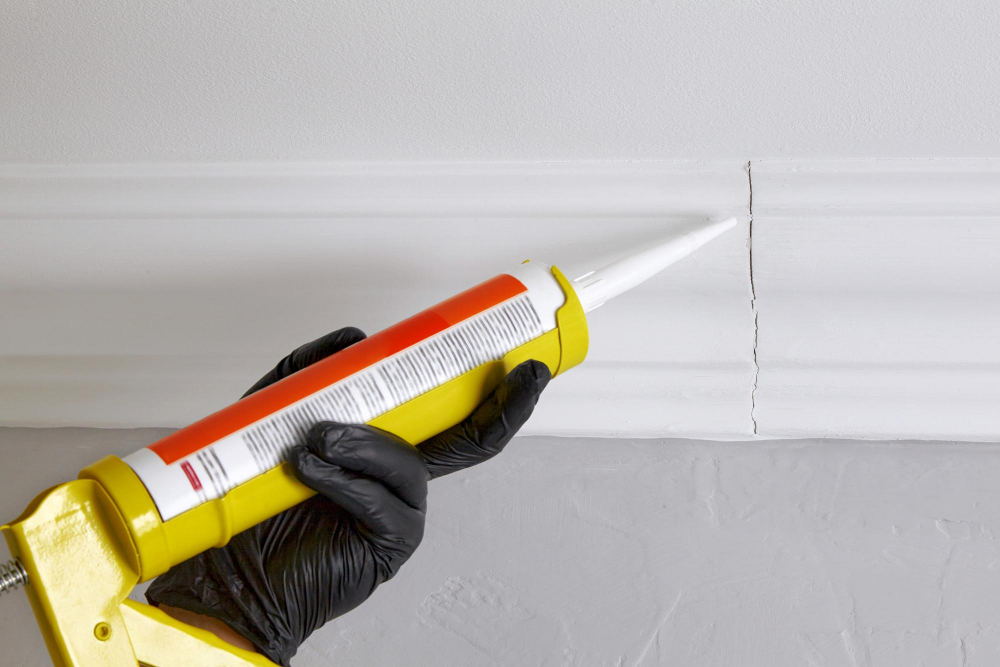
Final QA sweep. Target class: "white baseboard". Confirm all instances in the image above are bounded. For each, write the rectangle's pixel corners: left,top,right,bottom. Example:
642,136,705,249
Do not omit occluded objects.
2,160,998,441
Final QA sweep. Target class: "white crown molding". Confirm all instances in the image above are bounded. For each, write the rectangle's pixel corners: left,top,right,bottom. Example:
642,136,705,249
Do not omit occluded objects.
752,158,1000,217
2,159,999,441
751,159,1000,441
0,161,755,437
0,161,745,220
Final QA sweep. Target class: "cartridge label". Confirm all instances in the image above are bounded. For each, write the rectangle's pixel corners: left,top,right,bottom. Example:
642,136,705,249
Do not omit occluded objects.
124,274,547,521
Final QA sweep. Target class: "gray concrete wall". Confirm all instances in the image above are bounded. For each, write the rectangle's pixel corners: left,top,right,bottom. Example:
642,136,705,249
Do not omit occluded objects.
2,428,998,666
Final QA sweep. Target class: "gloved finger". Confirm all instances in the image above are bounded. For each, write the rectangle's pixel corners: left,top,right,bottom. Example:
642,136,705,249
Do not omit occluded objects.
288,446,425,549
304,422,428,510
417,359,551,480
243,327,367,397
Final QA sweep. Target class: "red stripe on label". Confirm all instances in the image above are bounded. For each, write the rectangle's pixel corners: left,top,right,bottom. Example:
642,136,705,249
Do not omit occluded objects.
148,273,527,465
180,461,202,491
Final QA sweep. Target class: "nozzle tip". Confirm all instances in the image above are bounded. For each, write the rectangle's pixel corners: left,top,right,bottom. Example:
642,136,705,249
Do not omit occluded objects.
571,217,739,312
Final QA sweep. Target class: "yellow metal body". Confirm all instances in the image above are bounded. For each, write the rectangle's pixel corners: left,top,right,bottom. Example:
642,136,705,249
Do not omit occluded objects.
2,481,274,666
2,266,588,666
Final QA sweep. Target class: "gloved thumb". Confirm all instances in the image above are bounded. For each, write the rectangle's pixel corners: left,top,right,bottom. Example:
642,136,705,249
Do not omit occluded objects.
417,359,551,479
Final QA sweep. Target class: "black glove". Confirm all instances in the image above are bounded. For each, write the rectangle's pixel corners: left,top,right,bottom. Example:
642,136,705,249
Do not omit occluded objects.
146,327,551,666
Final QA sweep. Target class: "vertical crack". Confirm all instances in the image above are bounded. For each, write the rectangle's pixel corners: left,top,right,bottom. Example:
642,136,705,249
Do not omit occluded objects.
748,161,759,435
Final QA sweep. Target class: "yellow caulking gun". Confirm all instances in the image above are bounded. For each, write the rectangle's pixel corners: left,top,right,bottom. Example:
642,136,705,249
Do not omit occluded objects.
1,218,736,666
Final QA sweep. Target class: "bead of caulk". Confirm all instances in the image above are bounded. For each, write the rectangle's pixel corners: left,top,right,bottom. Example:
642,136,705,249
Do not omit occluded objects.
572,217,738,312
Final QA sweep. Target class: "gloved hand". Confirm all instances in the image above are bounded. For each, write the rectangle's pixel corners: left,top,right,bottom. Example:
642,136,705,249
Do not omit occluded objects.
146,327,551,666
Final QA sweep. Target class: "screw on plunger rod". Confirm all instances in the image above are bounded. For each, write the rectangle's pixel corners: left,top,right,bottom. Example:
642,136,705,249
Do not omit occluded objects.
0,559,28,595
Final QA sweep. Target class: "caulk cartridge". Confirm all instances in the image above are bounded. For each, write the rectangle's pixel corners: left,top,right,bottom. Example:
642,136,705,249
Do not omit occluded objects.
77,217,738,579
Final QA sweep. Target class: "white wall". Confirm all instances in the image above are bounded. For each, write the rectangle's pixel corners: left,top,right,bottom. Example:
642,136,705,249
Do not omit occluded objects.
2,0,999,162
4,427,1000,666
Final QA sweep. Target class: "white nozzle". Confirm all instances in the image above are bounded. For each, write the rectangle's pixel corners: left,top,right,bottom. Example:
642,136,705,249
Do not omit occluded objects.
572,217,738,312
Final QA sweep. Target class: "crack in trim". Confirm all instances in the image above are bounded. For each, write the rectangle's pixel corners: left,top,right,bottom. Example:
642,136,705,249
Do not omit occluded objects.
748,160,759,435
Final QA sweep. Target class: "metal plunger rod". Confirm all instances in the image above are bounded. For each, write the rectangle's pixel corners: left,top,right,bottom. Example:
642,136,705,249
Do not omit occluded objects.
0,559,28,595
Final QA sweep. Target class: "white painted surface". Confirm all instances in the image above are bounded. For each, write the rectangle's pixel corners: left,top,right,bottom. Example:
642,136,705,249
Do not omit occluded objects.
3,160,1000,440
752,160,1000,440
2,1,1000,162
5,428,1000,666
0,162,755,438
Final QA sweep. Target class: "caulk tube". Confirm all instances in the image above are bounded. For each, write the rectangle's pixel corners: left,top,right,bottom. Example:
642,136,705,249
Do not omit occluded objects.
79,218,736,581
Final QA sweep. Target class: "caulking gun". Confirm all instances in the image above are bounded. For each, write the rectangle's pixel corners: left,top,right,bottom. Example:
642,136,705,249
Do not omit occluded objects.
0,217,737,666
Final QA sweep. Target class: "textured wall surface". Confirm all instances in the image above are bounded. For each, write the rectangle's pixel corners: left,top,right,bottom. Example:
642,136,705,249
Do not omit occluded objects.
2,0,999,162
3,427,1000,666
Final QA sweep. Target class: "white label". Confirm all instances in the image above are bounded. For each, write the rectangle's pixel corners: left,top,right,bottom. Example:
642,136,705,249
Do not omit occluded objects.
125,291,549,521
